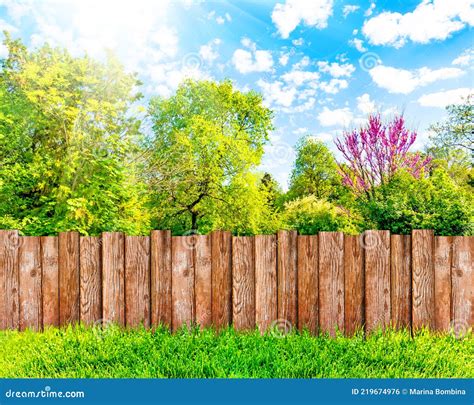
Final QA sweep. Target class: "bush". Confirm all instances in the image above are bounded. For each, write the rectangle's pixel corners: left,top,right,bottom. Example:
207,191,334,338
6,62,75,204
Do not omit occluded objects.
360,168,473,235
283,195,360,234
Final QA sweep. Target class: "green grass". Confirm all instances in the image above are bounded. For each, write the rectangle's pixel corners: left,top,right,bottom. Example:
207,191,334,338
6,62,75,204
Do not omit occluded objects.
0,325,472,378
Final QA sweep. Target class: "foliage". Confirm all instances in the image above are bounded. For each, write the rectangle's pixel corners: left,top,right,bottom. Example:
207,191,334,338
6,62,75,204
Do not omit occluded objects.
427,146,473,188
359,168,473,235
429,94,473,154
0,326,471,378
146,79,275,234
0,35,149,235
335,114,431,197
283,195,360,234
287,137,346,202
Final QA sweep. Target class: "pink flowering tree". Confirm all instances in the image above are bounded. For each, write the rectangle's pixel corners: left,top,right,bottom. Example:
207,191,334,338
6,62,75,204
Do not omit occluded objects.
335,114,431,197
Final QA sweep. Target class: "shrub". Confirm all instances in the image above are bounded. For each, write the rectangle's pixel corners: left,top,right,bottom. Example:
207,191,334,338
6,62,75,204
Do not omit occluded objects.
284,195,360,234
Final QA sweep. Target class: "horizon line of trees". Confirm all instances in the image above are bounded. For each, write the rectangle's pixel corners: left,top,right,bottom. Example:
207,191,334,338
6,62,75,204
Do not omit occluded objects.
0,35,472,237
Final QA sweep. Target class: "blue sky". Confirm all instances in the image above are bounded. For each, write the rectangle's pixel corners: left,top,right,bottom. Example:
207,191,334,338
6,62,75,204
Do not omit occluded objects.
0,0,472,189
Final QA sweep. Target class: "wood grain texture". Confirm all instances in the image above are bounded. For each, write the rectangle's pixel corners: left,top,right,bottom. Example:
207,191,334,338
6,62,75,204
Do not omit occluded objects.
232,236,255,330
171,236,194,331
297,235,318,334
364,230,391,332
150,230,172,327
59,232,80,326
125,236,151,328
194,235,212,328
318,232,344,336
344,235,364,335
79,236,101,325
434,236,452,331
412,230,435,330
255,235,277,332
19,236,42,331
0,230,19,329
211,231,232,329
41,236,59,327
390,235,412,329
277,230,297,326
451,236,473,333
102,232,125,326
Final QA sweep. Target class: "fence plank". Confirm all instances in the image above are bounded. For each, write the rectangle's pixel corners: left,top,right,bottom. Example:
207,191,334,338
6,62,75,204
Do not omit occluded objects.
255,235,277,332
102,232,125,326
150,230,172,328
211,231,232,329
434,236,452,332
451,236,473,335
19,237,42,331
297,235,318,334
412,230,435,330
365,230,391,332
59,232,80,326
390,235,412,329
195,235,212,328
79,236,101,325
41,236,59,327
344,235,364,335
172,236,194,331
319,232,344,336
125,236,151,328
232,236,255,330
0,230,19,330
277,230,297,327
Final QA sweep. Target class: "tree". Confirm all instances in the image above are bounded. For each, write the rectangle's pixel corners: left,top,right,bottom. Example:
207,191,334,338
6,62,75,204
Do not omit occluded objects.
287,137,344,201
335,114,431,198
429,94,473,154
283,195,360,235
146,79,274,234
360,168,473,235
0,35,148,235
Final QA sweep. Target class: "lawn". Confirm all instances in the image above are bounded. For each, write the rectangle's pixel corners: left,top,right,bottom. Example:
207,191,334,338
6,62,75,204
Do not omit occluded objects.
0,326,472,378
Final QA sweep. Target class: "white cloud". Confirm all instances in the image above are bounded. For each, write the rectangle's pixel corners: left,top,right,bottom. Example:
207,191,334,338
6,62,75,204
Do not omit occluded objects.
199,38,221,64
349,38,367,52
319,79,348,94
356,93,376,114
418,87,473,107
257,79,296,107
318,106,353,126
271,0,334,39
292,37,304,46
363,0,474,48
292,127,308,135
232,44,273,74
369,65,465,94
208,10,231,25
282,70,319,86
279,53,290,66
364,2,376,17
317,61,355,77
216,16,225,24
343,4,359,18
452,48,474,66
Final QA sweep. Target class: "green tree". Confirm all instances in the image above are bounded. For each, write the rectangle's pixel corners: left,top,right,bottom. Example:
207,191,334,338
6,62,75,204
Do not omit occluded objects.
0,35,149,235
146,79,275,234
360,168,473,235
429,95,473,154
287,137,344,202
283,195,360,234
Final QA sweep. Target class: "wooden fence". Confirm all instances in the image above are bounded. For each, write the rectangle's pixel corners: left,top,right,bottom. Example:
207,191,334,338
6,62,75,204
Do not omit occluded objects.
0,230,472,335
